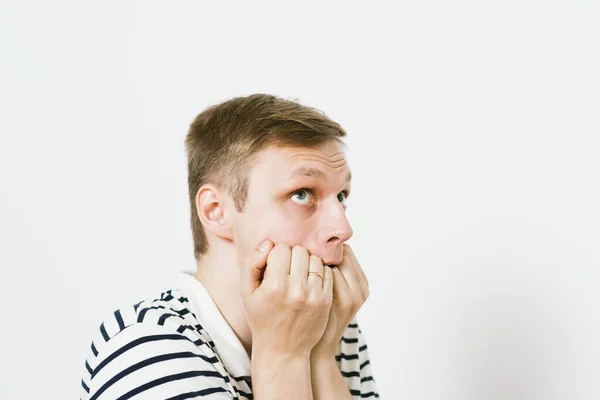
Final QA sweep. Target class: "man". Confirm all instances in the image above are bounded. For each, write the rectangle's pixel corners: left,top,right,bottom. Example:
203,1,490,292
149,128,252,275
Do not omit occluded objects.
81,94,380,399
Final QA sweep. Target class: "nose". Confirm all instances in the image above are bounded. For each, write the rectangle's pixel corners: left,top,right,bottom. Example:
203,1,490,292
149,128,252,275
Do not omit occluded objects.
318,202,353,247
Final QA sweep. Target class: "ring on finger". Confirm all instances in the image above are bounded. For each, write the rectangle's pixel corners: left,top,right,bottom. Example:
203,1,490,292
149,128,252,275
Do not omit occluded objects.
308,271,323,280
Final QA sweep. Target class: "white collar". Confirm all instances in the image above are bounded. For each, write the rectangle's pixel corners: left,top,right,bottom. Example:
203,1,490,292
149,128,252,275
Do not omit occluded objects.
176,271,251,377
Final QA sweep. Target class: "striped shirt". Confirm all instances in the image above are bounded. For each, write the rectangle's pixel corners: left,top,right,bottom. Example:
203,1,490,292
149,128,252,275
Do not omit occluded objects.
81,272,379,399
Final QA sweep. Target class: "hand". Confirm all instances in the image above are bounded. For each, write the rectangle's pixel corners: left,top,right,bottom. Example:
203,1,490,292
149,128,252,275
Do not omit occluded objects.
240,241,334,358
311,244,370,360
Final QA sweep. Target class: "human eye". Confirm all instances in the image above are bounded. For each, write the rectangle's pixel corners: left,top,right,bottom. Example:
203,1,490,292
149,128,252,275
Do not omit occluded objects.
291,189,313,205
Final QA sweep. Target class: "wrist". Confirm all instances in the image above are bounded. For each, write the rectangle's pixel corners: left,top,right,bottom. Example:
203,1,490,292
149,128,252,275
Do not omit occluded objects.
310,349,337,366
309,355,341,381
251,348,313,399
252,346,311,368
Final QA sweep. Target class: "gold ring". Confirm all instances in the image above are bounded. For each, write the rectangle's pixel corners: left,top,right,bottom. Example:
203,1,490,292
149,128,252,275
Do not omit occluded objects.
308,271,324,280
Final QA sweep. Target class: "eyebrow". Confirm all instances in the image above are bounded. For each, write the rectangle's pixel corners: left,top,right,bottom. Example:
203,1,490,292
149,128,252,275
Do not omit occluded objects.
289,167,352,182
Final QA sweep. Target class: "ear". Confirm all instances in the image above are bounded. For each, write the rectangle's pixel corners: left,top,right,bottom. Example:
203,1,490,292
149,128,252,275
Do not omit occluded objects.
195,184,234,242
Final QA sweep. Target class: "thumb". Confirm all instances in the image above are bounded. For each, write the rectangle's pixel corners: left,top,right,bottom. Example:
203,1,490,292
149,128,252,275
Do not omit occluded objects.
240,239,273,297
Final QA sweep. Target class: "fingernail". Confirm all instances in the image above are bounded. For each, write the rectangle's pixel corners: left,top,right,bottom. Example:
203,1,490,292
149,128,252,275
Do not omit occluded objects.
258,240,271,252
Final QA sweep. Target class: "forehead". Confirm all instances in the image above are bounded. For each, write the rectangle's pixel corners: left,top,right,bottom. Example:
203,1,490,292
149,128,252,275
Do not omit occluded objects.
251,140,351,182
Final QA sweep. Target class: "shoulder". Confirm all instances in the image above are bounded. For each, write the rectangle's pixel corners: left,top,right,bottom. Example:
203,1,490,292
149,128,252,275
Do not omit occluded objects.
85,287,212,363
91,288,210,346
111,289,197,334
80,289,229,400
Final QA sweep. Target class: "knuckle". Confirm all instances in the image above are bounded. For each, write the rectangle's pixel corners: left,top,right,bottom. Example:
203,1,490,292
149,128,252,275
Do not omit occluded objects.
272,243,288,255
288,290,307,308
305,293,320,307
266,249,277,264
268,244,290,264
292,245,307,257
309,254,322,265
242,254,254,267
267,281,285,297
339,296,354,311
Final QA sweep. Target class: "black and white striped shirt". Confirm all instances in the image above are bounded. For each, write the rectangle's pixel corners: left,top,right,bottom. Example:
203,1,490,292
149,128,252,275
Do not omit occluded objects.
81,272,380,399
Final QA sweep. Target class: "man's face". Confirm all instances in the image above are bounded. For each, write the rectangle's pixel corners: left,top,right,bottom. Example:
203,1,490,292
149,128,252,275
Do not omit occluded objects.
232,139,353,267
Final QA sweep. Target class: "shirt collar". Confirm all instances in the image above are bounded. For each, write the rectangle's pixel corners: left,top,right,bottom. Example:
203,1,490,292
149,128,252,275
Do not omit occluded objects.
176,271,251,377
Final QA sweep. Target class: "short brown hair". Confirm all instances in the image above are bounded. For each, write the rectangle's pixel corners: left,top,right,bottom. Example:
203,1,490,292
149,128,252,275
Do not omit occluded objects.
185,94,347,260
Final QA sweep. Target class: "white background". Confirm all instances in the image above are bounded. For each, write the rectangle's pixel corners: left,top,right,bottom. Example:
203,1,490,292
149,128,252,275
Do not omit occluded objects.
1,1,599,399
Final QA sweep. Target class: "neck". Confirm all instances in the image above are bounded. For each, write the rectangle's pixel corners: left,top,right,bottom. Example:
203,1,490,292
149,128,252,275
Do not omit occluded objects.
194,245,253,357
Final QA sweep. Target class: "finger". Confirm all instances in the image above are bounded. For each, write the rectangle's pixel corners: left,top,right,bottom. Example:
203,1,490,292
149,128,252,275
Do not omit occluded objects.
322,263,333,295
345,245,369,300
307,254,325,290
331,265,348,301
289,246,309,289
240,239,274,297
262,243,291,288
337,244,360,293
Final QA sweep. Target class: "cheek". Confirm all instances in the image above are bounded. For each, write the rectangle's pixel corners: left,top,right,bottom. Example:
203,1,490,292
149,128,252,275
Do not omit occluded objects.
266,213,312,247
233,206,275,250
234,201,315,250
